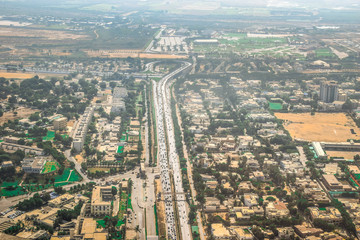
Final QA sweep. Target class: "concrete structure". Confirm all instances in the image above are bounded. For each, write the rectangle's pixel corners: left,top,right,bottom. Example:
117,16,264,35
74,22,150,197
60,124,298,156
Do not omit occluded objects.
312,142,327,160
1,161,13,168
322,174,353,191
308,207,342,224
3,136,20,144
53,117,67,131
90,186,113,216
320,80,338,103
0,142,44,155
72,106,95,152
113,87,128,99
21,156,50,173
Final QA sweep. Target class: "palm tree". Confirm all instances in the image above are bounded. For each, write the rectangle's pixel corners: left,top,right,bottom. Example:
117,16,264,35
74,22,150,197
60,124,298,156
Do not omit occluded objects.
135,225,141,232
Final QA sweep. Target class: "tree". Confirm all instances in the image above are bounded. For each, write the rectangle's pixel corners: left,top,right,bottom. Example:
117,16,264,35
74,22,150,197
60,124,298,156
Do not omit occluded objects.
111,186,117,196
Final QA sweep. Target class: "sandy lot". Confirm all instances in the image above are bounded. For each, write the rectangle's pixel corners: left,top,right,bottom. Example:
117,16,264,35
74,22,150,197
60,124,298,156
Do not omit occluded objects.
0,71,66,79
86,49,188,59
275,112,359,142
0,107,38,125
0,27,87,40
326,151,359,160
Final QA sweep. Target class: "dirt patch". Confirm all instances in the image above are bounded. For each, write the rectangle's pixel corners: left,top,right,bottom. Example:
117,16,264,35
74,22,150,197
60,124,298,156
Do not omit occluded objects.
0,27,88,40
275,112,360,142
326,151,359,160
75,155,84,164
0,107,38,125
0,71,66,79
86,49,188,59
155,179,166,239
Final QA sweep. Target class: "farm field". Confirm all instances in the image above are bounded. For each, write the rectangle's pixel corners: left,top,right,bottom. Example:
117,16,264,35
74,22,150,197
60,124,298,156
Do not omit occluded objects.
275,112,360,142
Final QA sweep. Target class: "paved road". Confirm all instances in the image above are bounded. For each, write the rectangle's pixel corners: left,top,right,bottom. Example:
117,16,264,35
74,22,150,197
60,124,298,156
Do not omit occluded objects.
296,146,307,167
153,61,192,240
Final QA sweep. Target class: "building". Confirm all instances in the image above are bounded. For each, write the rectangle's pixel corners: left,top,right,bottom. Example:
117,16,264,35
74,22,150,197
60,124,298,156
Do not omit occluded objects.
72,106,95,152
113,87,128,98
1,161,13,168
0,142,44,155
233,227,252,240
265,201,290,219
320,80,338,103
48,193,75,208
90,186,113,216
322,174,353,191
243,193,259,207
308,207,342,225
22,156,50,173
312,142,327,160
3,136,20,144
53,117,67,131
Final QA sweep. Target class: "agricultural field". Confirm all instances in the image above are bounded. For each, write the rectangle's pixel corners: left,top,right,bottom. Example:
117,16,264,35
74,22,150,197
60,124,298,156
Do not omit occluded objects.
275,112,360,142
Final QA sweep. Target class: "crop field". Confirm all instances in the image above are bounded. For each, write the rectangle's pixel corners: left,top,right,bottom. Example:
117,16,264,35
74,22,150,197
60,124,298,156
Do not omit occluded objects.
275,112,360,142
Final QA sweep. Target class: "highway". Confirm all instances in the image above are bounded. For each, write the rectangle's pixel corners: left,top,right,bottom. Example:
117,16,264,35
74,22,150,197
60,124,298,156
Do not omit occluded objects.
152,61,192,240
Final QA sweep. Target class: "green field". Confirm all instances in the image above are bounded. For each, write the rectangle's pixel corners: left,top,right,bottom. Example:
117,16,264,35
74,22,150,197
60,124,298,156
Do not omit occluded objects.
54,168,82,183
315,48,335,57
269,102,283,110
194,33,289,56
41,161,60,174
117,146,124,154
43,131,55,141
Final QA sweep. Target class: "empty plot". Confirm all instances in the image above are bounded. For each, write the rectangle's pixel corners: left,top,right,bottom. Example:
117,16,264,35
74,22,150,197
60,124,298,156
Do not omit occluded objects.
275,112,359,142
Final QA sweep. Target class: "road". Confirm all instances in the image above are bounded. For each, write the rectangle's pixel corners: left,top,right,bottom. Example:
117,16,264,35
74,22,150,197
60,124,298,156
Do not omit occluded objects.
296,146,307,167
64,149,89,182
153,61,192,240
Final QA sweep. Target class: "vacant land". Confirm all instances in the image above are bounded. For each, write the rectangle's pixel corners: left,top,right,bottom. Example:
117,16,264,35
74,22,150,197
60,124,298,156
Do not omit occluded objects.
0,71,66,79
275,112,359,142
0,107,38,125
326,151,359,160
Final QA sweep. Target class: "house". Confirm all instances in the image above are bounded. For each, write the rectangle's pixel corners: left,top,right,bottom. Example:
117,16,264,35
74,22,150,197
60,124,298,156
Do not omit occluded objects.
243,193,259,207
265,201,290,219
308,207,342,225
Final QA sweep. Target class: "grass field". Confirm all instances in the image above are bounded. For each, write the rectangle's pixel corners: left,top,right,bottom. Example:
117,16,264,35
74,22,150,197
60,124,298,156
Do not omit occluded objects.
54,168,82,183
41,161,60,174
315,48,335,58
269,102,282,110
275,112,359,142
